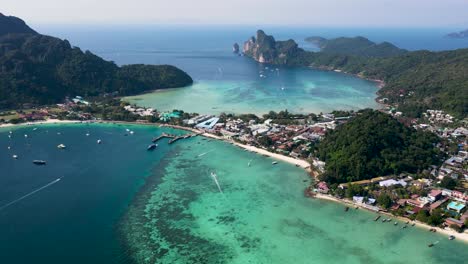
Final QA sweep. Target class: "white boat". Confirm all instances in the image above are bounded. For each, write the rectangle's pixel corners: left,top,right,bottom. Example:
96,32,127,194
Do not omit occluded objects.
57,144,66,149
130,131,134,135
33,128,38,131
86,133,90,136
12,155,18,159
272,161,278,165
24,134,28,138
126,129,130,132
97,139,102,144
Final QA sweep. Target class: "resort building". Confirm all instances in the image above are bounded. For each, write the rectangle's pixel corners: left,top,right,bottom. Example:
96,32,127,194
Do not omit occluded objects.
447,201,466,214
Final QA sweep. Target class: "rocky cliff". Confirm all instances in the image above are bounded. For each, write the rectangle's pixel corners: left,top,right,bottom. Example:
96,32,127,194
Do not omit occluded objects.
242,30,303,64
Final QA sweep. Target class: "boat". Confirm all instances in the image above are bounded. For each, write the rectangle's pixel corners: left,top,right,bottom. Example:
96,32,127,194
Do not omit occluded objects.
374,215,381,221
24,134,28,138
33,128,37,131
147,144,157,151
428,241,439,247
97,139,102,144
33,160,47,165
86,133,90,136
449,235,455,240
411,222,415,226
130,131,134,135
272,161,278,165
394,222,398,226
295,164,300,167
57,144,66,149
12,155,18,159
345,207,350,212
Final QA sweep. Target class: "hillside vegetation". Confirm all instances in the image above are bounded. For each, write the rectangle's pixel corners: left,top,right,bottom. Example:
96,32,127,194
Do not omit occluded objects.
305,36,407,57
316,110,442,184
0,14,193,109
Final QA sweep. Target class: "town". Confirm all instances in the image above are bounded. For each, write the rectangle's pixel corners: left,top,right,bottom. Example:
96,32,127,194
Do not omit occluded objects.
1,96,467,236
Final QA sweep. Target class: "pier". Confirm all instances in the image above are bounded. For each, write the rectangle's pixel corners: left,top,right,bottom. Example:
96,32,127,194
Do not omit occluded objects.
152,133,198,144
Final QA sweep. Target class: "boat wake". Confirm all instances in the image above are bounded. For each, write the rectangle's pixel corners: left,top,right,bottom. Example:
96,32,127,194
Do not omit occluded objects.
210,172,223,194
0,177,63,211
198,149,214,157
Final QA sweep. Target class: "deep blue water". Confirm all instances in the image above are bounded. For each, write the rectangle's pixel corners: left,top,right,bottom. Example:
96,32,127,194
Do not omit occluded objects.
0,124,186,263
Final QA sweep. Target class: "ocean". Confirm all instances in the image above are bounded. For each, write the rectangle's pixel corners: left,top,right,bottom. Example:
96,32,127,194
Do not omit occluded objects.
1,123,467,263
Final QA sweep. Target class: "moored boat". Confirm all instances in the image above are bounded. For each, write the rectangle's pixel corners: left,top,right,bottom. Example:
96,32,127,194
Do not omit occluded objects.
449,235,455,240
272,161,278,165
374,215,381,221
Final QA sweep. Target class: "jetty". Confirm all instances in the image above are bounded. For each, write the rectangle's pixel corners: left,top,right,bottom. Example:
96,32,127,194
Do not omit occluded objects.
152,133,198,144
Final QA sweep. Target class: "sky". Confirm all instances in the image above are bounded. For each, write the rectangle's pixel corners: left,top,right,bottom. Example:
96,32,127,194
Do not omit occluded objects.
2,0,468,27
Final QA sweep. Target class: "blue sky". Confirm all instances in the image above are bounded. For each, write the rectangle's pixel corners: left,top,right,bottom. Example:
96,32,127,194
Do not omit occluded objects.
3,0,468,27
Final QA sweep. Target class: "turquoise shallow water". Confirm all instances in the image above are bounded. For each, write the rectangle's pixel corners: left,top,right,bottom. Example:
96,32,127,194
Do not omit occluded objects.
121,135,468,264
124,65,379,115
1,124,467,263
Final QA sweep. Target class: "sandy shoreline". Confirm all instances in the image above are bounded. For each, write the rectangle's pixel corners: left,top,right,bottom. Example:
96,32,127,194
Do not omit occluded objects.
160,124,312,171
315,193,468,244
0,119,82,129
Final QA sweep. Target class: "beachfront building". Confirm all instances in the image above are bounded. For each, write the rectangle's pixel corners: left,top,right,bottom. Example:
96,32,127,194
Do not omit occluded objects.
445,218,464,229
195,117,219,130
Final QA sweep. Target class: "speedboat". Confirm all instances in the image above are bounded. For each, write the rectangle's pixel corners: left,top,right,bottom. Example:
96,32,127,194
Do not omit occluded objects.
97,139,102,144
147,144,157,151
33,160,47,165
12,155,18,159
57,144,66,149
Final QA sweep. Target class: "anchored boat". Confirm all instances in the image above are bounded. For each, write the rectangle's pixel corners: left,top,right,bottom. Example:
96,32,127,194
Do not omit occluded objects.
33,160,47,165
147,144,157,151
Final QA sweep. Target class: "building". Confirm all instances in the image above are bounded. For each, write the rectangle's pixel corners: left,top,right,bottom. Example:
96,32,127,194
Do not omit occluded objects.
316,182,329,194
195,117,220,130
445,218,464,229
379,179,407,187
428,189,443,202
447,201,466,214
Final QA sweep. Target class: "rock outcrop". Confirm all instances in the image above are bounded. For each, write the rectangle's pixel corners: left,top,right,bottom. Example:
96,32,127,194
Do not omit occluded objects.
242,30,302,64
232,43,240,53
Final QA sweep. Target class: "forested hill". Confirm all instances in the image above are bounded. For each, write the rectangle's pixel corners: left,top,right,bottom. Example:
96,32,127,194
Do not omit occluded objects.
0,13,36,36
0,14,193,109
243,30,468,118
305,36,407,57
316,110,442,184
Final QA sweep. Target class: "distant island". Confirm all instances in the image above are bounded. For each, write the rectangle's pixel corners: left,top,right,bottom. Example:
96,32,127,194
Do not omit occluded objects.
0,13,193,110
242,30,468,119
305,36,407,57
446,29,468,39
